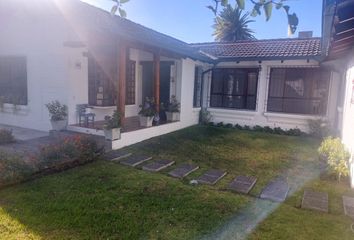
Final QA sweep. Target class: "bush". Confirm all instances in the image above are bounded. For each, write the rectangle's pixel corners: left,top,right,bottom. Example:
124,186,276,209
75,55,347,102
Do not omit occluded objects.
0,129,15,144
166,95,180,113
308,119,331,139
139,97,157,117
104,111,121,130
199,108,212,125
37,135,103,172
0,151,35,187
318,137,350,181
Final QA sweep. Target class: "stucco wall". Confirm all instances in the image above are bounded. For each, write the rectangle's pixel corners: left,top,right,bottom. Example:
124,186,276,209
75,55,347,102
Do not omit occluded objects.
341,53,354,188
0,0,88,131
204,59,341,132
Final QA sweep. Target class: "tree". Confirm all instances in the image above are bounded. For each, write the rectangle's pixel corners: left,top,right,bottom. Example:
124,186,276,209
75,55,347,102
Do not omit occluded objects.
213,5,255,41
110,0,299,35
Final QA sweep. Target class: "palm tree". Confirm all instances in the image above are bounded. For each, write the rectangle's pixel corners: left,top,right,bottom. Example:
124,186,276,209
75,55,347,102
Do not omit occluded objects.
213,5,256,42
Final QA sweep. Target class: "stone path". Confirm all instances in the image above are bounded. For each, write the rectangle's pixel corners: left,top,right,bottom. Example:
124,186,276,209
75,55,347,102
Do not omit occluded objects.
105,151,132,162
168,164,199,178
228,176,257,194
301,189,329,213
260,177,289,202
120,155,152,167
196,169,227,185
142,159,175,172
342,196,354,218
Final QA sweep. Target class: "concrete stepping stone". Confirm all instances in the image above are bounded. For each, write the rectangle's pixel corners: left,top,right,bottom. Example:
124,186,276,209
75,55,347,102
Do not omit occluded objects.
196,169,227,185
260,177,289,202
142,159,175,172
105,151,131,161
168,164,199,178
343,196,354,218
120,155,152,167
228,175,257,194
301,190,328,213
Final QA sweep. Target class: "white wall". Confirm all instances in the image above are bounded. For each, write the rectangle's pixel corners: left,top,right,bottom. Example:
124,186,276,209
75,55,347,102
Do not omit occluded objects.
204,59,341,132
341,53,354,188
0,0,89,131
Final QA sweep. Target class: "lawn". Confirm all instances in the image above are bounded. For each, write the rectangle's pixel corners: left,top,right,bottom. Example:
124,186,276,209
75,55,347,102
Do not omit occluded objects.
0,125,353,239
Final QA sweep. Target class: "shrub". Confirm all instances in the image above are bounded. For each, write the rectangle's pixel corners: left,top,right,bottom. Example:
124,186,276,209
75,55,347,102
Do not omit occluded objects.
199,108,212,125
225,123,233,128
45,100,68,121
0,151,35,187
104,111,121,130
0,129,15,144
318,137,350,181
166,95,180,113
308,119,331,139
37,135,103,172
216,122,224,127
139,97,157,117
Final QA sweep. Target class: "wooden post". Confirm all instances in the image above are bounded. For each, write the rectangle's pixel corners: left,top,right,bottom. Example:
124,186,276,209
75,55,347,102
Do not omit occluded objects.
153,51,160,112
118,41,127,124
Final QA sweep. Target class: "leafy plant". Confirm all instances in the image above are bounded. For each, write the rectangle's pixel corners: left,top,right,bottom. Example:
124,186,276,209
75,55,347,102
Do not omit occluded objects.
0,129,15,144
139,97,157,117
45,100,68,121
318,137,350,181
308,119,331,139
104,111,121,130
166,95,180,113
199,108,212,125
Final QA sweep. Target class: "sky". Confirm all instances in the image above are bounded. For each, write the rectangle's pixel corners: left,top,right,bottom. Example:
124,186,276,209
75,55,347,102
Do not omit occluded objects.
81,0,323,43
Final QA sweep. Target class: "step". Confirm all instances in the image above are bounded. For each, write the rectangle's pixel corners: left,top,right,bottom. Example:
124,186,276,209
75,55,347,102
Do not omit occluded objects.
196,169,227,185
228,175,257,194
120,155,152,167
142,159,175,172
168,164,199,178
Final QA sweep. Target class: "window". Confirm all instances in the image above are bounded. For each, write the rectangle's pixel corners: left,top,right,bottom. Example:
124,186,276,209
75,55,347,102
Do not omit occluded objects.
267,68,330,115
126,60,136,105
210,68,258,110
193,66,203,107
88,54,117,106
0,56,27,105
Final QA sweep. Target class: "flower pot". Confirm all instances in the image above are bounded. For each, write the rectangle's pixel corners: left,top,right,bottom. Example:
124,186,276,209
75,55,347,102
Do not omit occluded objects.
166,112,180,122
50,119,67,131
104,128,121,141
139,116,154,127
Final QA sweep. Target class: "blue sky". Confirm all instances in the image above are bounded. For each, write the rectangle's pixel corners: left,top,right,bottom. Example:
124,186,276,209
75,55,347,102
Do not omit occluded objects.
81,0,323,43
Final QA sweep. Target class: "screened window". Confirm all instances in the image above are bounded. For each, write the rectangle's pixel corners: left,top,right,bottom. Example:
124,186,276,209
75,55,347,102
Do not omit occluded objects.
210,68,258,110
0,56,27,105
267,68,330,115
126,60,136,105
193,66,203,107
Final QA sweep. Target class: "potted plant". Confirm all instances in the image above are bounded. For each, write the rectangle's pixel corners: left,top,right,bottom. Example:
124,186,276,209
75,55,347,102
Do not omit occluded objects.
165,95,180,121
139,97,157,127
45,100,68,131
103,110,121,141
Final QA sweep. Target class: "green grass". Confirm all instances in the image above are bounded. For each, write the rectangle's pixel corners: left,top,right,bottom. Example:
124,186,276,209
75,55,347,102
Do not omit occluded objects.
0,125,353,239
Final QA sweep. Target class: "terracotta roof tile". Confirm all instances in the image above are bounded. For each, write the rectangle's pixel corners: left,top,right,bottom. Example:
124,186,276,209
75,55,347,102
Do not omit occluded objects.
190,38,322,61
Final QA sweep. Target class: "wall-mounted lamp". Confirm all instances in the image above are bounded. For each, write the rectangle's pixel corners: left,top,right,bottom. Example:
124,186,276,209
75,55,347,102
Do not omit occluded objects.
307,58,310,63
281,60,284,63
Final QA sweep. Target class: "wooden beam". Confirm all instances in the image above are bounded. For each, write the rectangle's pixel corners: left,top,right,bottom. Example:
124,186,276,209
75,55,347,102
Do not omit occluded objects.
153,51,161,113
118,40,127,123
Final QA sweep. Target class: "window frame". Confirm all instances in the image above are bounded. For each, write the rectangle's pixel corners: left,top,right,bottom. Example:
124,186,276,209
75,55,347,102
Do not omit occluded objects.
209,68,259,111
125,60,136,105
266,67,330,115
193,66,203,108
0,56,28,106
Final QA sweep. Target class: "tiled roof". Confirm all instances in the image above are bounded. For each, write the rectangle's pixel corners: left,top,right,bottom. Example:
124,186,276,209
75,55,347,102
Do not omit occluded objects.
190,38,322,61
73,1,212,62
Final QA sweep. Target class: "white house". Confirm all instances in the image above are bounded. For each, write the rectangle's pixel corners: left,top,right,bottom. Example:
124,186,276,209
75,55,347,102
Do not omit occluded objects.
0,0,348,151
322,0,354,187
